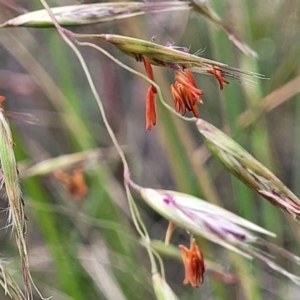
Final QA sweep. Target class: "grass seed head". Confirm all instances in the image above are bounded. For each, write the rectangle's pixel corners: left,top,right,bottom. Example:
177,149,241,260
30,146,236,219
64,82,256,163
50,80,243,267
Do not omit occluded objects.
140,188,274,256
0,97,31,298
196,118,300,220
0,2,190,28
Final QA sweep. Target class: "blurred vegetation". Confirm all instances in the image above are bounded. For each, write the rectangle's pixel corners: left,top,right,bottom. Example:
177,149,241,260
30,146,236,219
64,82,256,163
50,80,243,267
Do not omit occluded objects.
0,0,300,299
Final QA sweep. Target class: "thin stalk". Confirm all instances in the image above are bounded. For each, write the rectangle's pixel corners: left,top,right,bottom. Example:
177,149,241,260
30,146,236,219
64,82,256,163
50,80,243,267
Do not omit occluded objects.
73,40,195,124
39,0,161,279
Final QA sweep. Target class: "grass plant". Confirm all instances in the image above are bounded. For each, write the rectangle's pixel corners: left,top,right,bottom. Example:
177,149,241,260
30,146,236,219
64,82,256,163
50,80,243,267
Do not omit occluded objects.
0,1,299,299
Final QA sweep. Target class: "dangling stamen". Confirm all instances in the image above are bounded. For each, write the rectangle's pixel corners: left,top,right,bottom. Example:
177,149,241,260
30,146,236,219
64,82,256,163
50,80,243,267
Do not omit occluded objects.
145,87,156,131
208,66,229,90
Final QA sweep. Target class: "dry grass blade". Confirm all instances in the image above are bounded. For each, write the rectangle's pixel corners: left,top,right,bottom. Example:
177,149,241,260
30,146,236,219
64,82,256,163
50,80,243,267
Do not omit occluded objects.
196,118,300,221
20,147,121,178
0,99,31,299
190,0,257,57
238,75,300,128
0,2,190,28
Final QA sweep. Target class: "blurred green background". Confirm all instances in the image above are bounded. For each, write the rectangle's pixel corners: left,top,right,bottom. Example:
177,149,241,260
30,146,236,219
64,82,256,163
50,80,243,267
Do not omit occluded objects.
0,0,300,299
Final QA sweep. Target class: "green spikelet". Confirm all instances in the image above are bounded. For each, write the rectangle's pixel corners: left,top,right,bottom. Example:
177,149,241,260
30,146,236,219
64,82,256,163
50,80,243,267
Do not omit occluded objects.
0,98,31,299
196,118,300,221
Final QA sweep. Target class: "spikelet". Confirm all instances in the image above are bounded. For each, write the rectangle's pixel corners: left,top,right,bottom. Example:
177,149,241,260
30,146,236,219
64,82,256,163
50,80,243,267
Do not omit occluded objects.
0,97,31,299
140,187,300,285
196,118,300,221
0,2,190,28
91,34,263,83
